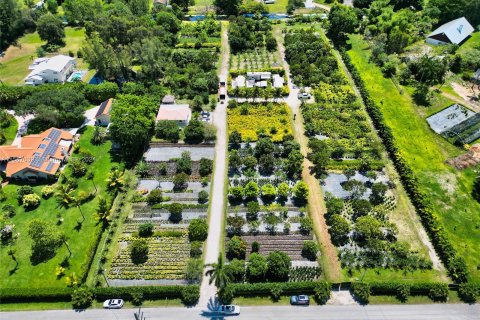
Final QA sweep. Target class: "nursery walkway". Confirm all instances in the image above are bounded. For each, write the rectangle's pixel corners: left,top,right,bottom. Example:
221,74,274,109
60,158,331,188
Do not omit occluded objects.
274,27,343,282
198,22,230,308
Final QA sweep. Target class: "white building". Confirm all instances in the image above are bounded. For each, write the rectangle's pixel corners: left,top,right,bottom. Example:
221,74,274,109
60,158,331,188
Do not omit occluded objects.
25,55,76,86
272,74,284,88
156,104,192,127
426,17,474,45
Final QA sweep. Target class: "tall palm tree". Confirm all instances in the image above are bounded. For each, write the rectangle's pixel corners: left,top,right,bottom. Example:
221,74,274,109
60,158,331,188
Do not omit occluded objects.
205,254,229,299
94,196,111,227
55,184,75,209
59,233,72,258
7,248,18,269
92,125,105,145
74,197,85,222
87,172,97,193
105,169,125,194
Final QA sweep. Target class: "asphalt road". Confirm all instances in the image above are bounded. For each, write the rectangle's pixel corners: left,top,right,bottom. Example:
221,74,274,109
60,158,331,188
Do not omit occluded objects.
1,304,479,320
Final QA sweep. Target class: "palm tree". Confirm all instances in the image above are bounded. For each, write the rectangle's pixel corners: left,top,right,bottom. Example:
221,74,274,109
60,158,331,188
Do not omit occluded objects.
55,184,75,210
94,196,111,227
91,125,106,145
59,233,72,258
106,169,125,194
205,254,229,300
7,248,18,269
74,197,85,222
87,172,97,193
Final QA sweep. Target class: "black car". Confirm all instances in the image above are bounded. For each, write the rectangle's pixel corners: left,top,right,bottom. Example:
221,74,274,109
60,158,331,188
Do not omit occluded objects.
290,295,310,305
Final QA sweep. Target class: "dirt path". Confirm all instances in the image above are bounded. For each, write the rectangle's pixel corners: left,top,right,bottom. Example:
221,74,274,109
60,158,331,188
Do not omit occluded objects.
274,27,343,282
441,83,480,112
198,22,229,308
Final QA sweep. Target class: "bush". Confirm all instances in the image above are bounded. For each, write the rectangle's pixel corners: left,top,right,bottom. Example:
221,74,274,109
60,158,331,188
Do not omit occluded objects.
246,253,268,283
227,236,247,260
71,287,93,309
188,218,208,241
313,281,331,304
130,239,149,264
17,186,34,203
246,201,260,221
198,190,209,204
199,158,213,176
458,282,479,303
190,241,203,258
251,241,260,253
131,290,144,306
225,259,246,283
270,284,283,301
266,251,291,282
156,120,180,142
84,82,118,102
147,189,163,205
428,283,449,302
169,203,183,223
181,285,200,306
301,240,318,261
23,193,41,209
396,283,410,302
138,223,154,237
351,282,370,304
41,185,55,199
299,217,313,235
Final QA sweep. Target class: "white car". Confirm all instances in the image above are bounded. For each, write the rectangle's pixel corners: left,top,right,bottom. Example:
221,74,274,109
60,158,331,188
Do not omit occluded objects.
103,299,124,309
215,305,241,315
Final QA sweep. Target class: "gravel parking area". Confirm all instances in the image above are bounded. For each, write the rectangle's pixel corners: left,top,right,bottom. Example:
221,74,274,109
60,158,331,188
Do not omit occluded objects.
145,146,215,162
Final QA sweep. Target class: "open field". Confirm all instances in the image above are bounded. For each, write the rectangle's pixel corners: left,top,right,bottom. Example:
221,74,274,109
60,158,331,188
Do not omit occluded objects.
457,32,480,55
0,127,118,288
0,28,91,85
265,0,288,13
347,34,480,281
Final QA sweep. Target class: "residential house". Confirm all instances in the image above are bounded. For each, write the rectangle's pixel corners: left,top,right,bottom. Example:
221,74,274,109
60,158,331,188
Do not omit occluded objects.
25,55,76,86
247,72,271,81
95,98,113,126
0,128,74,181
156,104,192,127
426,17,474,45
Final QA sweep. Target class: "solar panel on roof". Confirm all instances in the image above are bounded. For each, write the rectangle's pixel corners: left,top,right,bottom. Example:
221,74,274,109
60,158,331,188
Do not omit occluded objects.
39,144,46,149
44,141,58,156
48,128,61,141
30,155,44,168
46,162,55,172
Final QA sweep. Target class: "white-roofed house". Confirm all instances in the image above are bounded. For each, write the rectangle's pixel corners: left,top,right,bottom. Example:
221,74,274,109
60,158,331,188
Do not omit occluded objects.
426,17,475,45
156,104,192,127
25,55,76,86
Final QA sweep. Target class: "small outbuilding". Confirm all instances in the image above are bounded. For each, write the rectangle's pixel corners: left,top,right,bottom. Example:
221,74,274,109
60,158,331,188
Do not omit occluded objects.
426,17,474,45
161,95,176,104
95,98,113,126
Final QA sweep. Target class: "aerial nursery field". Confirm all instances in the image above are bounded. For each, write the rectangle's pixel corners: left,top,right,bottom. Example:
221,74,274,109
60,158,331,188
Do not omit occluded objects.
0,127,118,288
227,102,292,142
347,34,480,281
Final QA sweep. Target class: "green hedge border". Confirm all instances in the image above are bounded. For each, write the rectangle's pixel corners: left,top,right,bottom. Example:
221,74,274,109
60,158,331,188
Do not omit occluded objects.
338,48,469,283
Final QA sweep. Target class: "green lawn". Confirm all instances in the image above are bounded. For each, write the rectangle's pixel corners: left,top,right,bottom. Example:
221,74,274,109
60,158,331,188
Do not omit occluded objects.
0,127,118,288
0,27,88,85
266,0,288,13
457,32,480,55
1,114,18,145
347,34,480,282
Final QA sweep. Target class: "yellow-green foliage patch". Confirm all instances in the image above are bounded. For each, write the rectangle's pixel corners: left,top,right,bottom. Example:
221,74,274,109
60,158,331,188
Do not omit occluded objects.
227,103,292,142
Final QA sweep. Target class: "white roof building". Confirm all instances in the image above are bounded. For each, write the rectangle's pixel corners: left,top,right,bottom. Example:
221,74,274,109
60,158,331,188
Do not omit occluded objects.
25,55,76,86
272,74,284,88
156,104,192,127
426,17,474,45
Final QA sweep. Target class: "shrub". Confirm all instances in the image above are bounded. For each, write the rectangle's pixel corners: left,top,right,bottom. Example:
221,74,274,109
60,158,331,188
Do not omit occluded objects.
156,120,180,142
266,251,291,282
246,201,260,221
41,185,55,199
71,287,93,309
458,282,479,303
17,186,34,203
147,189,163,205
225,259,246,283
185,258,203,283
138,223,154,237
251,241,260,253
198,190,209,204
270,284,283,301
299,217,313,235
188,218,208,241
2,204,15,218
301,240,318,261
351,282,370,304
190,241,203,258
246,253,268,283
23,193,41,209
227,236,247,260
199,158,213,176
313,281,331,304
70,159,87,177
181,285,200,306
292,181,309,203
131,290,144,306
130,239,149,264
168,203,183,223
428,283,449,302
396,283,410,302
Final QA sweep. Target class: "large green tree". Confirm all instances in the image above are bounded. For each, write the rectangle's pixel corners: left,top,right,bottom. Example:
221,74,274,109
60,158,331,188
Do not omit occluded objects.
0,0,21,50
37,14,65,46
28,220,63,264
64,0,103,25
214,0,242,15
327,4,358,44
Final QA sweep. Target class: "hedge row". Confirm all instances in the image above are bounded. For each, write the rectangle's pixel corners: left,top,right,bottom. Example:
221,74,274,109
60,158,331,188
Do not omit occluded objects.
229,67,286,78
339,49,469,283
0,285,199,305
228,281,320,297
0,82,118,106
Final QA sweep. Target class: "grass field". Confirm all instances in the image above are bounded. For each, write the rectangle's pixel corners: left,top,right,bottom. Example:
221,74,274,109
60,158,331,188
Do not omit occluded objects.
457,32,480,54
0,127,118,288
347,34,480,281
0,27,90,85
265,0,288,13
1,114,18,145
189,0,214,14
